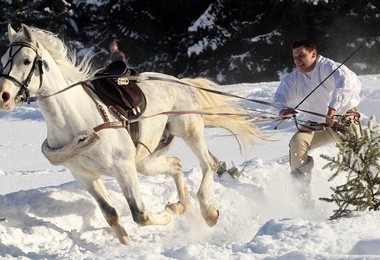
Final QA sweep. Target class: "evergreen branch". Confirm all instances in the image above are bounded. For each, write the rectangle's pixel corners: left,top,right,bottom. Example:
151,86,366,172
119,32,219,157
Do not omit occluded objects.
320,116,380,219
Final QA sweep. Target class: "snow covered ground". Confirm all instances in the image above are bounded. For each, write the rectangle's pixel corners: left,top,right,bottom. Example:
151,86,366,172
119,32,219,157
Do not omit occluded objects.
0,74,379,259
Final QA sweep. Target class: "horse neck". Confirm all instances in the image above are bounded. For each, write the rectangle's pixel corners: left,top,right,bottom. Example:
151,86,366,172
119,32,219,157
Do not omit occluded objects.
37,76,100,148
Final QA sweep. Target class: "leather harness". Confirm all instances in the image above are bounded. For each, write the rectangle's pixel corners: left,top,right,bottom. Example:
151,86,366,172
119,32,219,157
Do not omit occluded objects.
82,61,148,150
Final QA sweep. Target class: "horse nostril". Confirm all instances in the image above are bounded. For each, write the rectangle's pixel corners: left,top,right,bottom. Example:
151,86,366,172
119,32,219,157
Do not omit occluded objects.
1,92,10,102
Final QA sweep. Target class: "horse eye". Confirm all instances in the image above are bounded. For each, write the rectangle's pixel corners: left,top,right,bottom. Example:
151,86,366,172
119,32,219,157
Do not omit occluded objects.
42,60,49,70
23,59,32,65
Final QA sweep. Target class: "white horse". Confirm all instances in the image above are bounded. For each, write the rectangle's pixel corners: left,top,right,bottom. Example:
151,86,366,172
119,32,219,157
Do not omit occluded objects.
0,24,264,244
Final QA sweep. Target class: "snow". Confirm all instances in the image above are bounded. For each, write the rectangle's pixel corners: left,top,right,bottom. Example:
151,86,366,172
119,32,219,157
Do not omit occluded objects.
0,74,380,259
72,0,108,7
188,4,216,32
187,2,230,57
250,30,281,44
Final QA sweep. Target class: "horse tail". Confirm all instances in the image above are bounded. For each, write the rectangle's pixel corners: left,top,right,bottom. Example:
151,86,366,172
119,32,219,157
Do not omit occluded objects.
180,77,267,150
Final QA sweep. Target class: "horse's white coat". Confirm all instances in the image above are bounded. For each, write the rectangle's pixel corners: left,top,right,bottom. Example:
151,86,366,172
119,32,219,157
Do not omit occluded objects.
0,24,263,244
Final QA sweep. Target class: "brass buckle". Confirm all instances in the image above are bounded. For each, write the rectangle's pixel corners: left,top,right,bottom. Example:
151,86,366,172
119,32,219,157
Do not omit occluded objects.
117,77,129,85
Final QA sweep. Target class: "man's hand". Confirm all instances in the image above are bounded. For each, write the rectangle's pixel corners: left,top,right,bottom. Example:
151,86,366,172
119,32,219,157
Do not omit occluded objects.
279,108,297,119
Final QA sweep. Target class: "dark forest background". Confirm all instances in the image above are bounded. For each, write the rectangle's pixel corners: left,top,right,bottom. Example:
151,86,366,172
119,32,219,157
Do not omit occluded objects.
0,0,379,84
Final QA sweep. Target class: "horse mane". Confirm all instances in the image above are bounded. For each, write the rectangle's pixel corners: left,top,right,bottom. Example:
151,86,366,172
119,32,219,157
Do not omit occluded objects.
28,27,95,84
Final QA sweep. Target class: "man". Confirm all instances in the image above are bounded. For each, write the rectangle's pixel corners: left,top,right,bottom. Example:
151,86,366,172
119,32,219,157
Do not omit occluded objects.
273,39,361,204
106,40,127,65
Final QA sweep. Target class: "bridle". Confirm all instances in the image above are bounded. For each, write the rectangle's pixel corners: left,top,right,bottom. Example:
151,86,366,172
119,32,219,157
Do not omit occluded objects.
0,41,44,103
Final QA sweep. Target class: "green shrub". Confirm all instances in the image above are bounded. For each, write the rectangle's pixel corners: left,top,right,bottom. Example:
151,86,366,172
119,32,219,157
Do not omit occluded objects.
320,116,380,219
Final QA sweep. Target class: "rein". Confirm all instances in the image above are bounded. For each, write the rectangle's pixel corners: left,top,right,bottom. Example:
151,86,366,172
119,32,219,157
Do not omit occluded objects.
25,71,321,119
0,41,338,133
0,41,324,121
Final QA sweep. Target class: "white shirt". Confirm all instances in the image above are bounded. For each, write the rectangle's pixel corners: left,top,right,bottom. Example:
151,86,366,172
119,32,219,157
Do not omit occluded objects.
273,55,361,123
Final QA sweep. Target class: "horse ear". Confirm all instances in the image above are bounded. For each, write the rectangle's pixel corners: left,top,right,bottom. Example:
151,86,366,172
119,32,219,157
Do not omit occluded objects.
7,24,17,42
21,24,34,42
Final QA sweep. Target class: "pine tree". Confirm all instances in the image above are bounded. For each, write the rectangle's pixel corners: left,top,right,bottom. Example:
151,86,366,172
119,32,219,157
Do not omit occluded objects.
320,116,380,219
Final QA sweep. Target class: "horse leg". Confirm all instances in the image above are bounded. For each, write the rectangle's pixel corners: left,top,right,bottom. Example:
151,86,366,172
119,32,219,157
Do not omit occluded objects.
113,162,183,227
136,155,193,214
184,137,220,226
71,172,131,245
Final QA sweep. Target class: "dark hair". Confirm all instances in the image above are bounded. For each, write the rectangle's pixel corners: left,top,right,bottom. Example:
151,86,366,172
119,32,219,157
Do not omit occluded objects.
109,40,118,46
291,39,317,52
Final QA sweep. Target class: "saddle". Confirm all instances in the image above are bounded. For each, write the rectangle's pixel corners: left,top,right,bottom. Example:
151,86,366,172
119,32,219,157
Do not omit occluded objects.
90,61,146,120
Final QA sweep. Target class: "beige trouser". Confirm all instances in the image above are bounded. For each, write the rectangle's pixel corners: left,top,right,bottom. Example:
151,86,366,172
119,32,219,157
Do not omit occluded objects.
289,116,361,173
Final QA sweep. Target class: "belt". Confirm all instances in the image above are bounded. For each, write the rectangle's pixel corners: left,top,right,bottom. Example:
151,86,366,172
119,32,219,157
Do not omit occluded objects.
346,107,357,113
346,107,360,118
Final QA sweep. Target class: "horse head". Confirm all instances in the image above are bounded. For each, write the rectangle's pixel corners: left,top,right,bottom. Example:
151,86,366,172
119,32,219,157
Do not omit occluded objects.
0,24,48,110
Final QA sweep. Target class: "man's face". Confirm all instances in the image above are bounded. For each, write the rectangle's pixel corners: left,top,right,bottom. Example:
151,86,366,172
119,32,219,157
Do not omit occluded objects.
109,44,118,53
292,46,317,72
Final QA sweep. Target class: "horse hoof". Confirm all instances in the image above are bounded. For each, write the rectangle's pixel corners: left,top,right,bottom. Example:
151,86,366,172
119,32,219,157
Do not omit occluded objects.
203,208,219,226
119,235,133,245
112,223,132,245
165,202,185,215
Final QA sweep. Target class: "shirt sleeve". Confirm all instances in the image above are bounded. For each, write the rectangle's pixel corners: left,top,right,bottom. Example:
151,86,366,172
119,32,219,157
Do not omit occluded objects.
273,73,297,114
323,59,361,111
